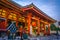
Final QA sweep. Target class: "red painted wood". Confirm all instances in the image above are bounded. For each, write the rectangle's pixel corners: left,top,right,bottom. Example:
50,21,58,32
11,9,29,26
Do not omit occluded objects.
0,21,6,29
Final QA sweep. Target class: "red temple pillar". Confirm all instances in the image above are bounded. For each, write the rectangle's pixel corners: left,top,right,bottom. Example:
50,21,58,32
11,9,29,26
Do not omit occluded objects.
48,24,50,35
27,13,31,35
16,14,19,27
0,21,5,29
44,24,46,35
37,19,40,35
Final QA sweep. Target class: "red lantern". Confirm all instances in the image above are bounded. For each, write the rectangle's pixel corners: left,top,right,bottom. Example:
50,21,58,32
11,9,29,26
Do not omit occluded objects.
32,22,36,27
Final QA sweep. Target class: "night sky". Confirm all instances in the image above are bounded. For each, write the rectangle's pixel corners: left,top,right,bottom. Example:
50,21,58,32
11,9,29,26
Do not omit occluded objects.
13,0,60,21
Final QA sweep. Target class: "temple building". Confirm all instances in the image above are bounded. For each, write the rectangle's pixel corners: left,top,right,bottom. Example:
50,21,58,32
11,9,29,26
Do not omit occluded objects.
0,0,56,37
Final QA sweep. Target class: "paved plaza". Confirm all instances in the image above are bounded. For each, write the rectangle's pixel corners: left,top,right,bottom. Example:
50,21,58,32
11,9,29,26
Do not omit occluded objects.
0,35,60,40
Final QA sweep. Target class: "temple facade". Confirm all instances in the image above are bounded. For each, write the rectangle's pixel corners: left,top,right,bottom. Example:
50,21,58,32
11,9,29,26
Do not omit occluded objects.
0,0,56,37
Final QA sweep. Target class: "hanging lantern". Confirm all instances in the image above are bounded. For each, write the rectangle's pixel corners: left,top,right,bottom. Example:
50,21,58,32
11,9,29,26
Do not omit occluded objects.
0,10,6,18
19,17,25,22
2,13,5,16
2,13,6,17
13,16,16,20
32,22,36,27
8,15,12,19
22,19,25,22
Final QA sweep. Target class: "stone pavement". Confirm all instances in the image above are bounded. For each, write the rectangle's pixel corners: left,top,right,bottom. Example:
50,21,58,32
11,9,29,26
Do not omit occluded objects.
0,35,60,40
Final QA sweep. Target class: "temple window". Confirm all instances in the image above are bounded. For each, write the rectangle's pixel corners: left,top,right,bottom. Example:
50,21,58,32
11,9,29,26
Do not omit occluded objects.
0,9,6,18
40,22,45,36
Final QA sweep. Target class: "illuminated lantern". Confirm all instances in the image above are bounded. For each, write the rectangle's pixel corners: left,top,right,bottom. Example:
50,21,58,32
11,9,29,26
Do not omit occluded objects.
19,18,22,22
13,14,17,20
13,16,16,20
0,9,6,18
8,13,17,20
13,14,16,16
32,22,36,27
2,10,6,17
8,15,12,19
2,13,6,17
19,17,25,22
2,13,5,16
22,19,25,22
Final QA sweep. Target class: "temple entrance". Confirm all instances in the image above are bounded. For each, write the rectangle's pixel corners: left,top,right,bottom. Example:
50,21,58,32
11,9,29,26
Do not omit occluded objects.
45,25,48,32
31,19,38,36
18,22,25,36
40,22,44,36
18,22,28,39
18,17,28,39
45,25,49,35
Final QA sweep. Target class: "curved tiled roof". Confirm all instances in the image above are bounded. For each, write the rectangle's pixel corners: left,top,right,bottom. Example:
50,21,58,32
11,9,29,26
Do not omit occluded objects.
0,0,57,23
23,3,57,23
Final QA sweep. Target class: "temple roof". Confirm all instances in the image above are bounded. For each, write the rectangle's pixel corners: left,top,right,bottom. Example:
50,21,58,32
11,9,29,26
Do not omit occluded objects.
23,3,57,23
7,0,22,8
0,0,57,23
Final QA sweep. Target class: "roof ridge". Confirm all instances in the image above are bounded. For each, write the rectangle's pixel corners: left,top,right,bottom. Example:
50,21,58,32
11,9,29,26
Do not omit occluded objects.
7,0,22,8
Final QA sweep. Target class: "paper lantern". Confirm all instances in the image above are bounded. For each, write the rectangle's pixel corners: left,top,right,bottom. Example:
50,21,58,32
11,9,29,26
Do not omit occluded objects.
32,22,36,27
13,18,17,20
13,16,16,20
13,16,16,18
2,13,6,17
3,10,6,12
13,14,16,16
2,13,5,16
19,17,25,22
0,10,6,18
8,15,12,19
9,15,12,17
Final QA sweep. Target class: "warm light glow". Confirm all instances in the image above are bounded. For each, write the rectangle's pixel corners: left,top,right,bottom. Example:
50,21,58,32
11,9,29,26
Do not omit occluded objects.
32,22,36,27
0,9,6,18
2,13,6,17
0,12,1,14
2,13,5,16
0,9,2,12
8,13,17,20
3,10,6,12
8,15,12,19
18,17,25,22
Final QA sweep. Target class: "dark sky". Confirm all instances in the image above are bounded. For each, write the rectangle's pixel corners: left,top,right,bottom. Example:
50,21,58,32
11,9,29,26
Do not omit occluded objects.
13,0,60,21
